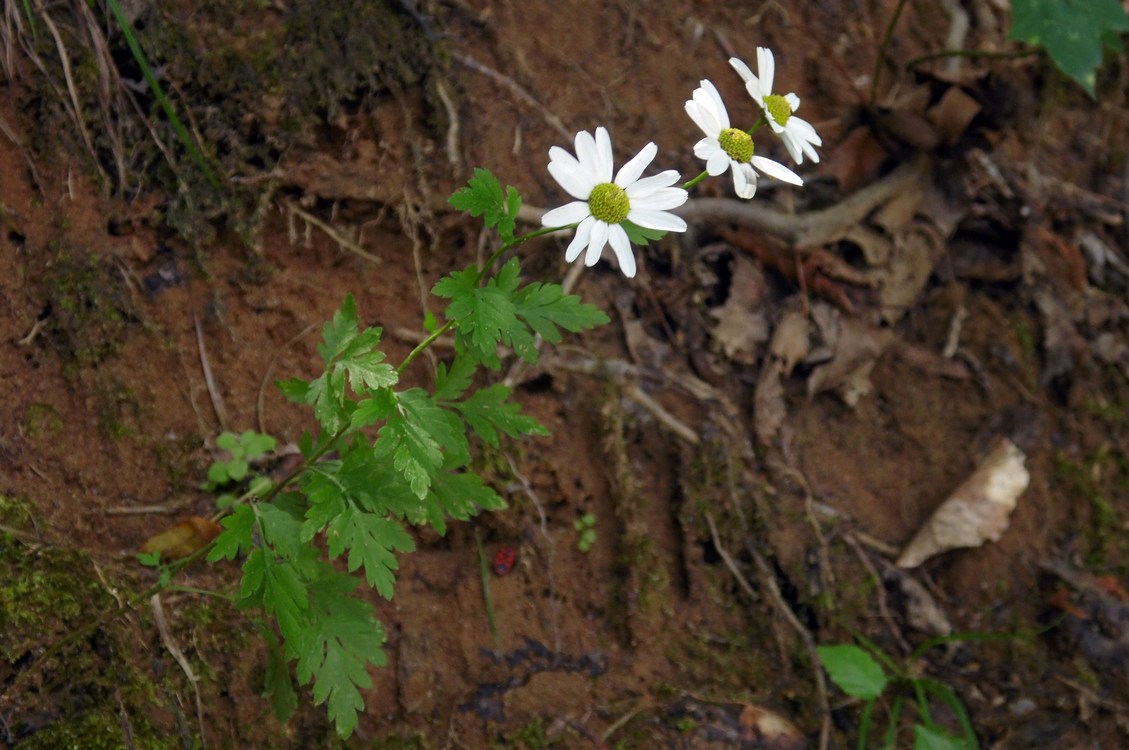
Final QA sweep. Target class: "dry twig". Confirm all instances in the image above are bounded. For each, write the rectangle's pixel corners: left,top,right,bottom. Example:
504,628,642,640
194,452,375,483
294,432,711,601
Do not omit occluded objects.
150,594,206,748
193,309,229,431
284,201,384,265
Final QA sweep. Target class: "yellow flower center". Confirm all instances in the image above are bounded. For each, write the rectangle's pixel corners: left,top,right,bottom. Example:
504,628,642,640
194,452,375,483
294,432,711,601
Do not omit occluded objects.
719,128,754,163
588,182,630,224
764,94,793,127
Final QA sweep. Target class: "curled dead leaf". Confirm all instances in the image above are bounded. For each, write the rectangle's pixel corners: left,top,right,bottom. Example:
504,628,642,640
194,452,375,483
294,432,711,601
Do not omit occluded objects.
140,516,223,561
739,703,806,749
897,439,1028,568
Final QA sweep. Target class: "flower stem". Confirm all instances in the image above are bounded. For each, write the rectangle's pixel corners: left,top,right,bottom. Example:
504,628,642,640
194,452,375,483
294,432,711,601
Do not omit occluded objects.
681,170,710,191
482,224,574,276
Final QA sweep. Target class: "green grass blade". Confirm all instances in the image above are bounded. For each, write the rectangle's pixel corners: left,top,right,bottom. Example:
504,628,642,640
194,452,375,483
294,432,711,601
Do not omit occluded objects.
105,0,220,188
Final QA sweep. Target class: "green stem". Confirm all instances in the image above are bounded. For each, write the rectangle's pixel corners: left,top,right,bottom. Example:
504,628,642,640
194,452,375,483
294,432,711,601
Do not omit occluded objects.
482,224,573,275
869,0,910,108
681,170,710,191
398,320,457,375
475,528,501,651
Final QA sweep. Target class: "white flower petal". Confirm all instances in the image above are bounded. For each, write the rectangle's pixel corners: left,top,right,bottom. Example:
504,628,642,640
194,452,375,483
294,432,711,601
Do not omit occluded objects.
574,130,600,178
541,201,592,228
594,126,614,182
694,137,722,161
785,92,801,112
732,162,756,199
548,159,595,200
615,142,657,187
752,155,803,185
585,220,610,267
630,186,688,212
701,79,730,130
548,145,581,173
789,115,822,145
691,84,726,133
625,170,680,198
685,100,715,137
607,225,636,278
627,208,687,233
706,148,731,176
779,134,803,165
729,56,756,85
757,47,776,95
564,216,594,262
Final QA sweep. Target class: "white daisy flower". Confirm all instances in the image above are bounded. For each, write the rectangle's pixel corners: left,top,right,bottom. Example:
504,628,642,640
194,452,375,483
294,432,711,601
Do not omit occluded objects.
684,79,803,199
729,47,822,165
541,126,687,278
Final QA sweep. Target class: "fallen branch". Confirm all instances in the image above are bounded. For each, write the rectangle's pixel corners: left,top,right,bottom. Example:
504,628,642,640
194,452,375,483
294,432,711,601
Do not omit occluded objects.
516,154,930,250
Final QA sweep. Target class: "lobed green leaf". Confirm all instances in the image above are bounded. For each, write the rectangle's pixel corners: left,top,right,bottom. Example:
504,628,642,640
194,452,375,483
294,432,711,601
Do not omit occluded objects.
456,384,547,446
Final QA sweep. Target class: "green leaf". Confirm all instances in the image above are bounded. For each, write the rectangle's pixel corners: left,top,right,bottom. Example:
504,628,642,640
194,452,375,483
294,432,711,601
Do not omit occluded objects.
342,350,398,395
262,626,298,724
620,219,667,244
300,467,348,542
137,551,161,567
434,266,518,367
306,369,349,434
257,503,305,559
276,377,310,404
326,507,415,599
449,167,518,241
376,389,465,498
457,384,547,447
425,471,507,535
434,354,478,402
1010,0,1129,95
349,390,396,430
817,644,888,700
207,462,230,485
914,724,969,750
207,505,256,562
227,458,249,481
293,570,387,738
514,281,610,355
318,294,362,365
216,431,238,452
242,431,278,459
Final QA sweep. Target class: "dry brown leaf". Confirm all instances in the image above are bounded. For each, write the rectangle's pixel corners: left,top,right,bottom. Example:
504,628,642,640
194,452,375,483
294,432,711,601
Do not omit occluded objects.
877,223,944,325
754,361,788,447
807,315,894,406
927,86,981,146
769,308,810,375
709,255,770,364
818,124,889,193
738,703,806,749
897,438,1029,568
140,516,223,561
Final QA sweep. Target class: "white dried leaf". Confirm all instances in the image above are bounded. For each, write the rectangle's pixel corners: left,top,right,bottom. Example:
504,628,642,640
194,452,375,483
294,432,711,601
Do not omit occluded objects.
897,439,1029,568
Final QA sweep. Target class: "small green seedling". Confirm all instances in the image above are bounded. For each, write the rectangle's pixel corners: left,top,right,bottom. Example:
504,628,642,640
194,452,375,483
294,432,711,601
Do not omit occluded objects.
203,430,277,509
818,635,978,750
574,512,597,553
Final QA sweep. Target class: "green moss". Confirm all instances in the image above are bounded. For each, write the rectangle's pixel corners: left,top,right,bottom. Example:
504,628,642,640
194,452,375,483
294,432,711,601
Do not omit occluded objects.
37,247,132,375
0,498,171,748
1052,450,1128,567
22,402,63,439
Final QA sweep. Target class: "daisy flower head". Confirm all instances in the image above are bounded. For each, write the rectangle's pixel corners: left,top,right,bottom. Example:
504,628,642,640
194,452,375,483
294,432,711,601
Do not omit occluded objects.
684,79,803,200
729,47,822,165
541,126,687,278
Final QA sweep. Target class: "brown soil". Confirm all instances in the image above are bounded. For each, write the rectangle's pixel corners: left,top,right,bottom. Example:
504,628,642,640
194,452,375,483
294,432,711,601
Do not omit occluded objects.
2,1,1129,748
